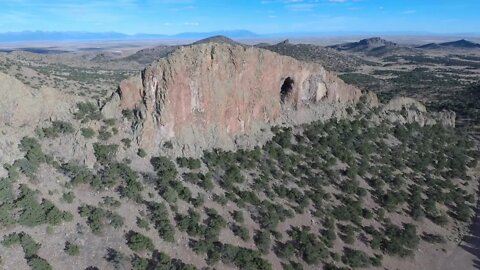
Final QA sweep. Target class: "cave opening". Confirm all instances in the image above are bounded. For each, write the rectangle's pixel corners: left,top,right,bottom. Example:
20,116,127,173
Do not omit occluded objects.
280,77,294,103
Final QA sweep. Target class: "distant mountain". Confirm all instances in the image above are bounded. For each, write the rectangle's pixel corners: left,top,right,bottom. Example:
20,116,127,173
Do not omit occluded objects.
0,31,130,42
173,30,258,39
329,37,398,52
327,37,420,57
0,30,258,43
417,39,480,49
417,43,443,49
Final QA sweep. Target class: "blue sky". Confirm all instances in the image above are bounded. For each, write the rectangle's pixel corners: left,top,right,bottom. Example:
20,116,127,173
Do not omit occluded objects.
0,0,478,34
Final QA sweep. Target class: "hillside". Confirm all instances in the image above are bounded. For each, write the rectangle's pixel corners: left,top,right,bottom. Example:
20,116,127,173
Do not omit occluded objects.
328,37,417,57
417,39,480,50
122,45,178,65
258,40,372,72
0,39,478,270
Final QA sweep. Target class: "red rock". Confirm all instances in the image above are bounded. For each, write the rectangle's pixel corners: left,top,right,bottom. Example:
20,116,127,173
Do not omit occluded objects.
107,42,362,153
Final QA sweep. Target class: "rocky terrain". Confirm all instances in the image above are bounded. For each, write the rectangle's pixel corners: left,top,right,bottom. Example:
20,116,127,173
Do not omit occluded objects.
257,40,372,72
0,37,478,270
103,42,361,155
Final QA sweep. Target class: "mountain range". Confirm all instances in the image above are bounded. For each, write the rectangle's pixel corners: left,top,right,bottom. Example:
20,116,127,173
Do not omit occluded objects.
1,30,480,43
0,30,258,42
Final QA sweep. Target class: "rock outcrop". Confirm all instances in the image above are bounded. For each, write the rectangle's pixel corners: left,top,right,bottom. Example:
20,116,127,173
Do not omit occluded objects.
0,72,75,171
0,72,72,126
104,42,362,155
380,97,456,127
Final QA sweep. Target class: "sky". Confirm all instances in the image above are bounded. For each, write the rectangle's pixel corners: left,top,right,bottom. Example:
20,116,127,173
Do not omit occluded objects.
0,0,479,35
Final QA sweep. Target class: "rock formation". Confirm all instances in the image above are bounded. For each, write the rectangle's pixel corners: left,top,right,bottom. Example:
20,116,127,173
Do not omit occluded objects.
0,72,75,170
0,72,72,127
103,42,362,154
381,97,456,127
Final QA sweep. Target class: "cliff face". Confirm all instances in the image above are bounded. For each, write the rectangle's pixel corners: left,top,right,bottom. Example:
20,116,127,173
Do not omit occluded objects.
104,42,362,153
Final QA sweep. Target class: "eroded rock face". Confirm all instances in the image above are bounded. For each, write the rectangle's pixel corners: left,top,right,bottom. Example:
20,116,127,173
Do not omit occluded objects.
0,72,72,126
381,97,456,127
104,43,362,154
0,72,75,171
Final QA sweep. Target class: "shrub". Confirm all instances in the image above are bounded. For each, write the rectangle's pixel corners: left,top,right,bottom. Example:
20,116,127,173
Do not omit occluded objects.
121,138,132,148
232,224,249,241
125,231,154,252
137,148,147,158
81,128,95,138
136,217,150,230
93,143,118,165
232,210,244,223
254,230,271,254
64,241,80,256
15,137,46,177
42,121,74,138
150,156,178,182
176,157,201,170
341,248,371,268
62,192,75,203
74,102,102,122
78,205,124,234
276,226,328,265
146,202,175,242
2,232,52,270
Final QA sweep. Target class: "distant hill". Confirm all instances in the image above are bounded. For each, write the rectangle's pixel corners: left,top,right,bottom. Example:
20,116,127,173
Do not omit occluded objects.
417,39,480,49
258,40,373,72
121,35,247,65
192,35,241,46
174,30,258,39
122,45,178,65
417,43,443,49
326,37,416,57
329,37,398,51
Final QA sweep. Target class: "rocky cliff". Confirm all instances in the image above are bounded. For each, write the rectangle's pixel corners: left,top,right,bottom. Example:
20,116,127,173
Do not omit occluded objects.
0,72,75,169
103,42,361,154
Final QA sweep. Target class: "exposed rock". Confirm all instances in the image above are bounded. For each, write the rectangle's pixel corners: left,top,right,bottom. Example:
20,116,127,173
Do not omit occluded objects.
383,97,427,113
0,72,75,171
0,72,72,126
104,42,362,155
380,97,456,127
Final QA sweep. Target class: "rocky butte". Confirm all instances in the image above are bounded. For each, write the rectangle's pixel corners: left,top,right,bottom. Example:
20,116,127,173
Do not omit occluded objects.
102,41,450,155
103,42,362,154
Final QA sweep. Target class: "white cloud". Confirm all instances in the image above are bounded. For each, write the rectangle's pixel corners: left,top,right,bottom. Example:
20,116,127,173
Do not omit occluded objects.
285,3,317,12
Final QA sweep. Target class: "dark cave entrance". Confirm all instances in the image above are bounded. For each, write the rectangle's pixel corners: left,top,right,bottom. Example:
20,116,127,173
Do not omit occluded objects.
280,77,294,103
